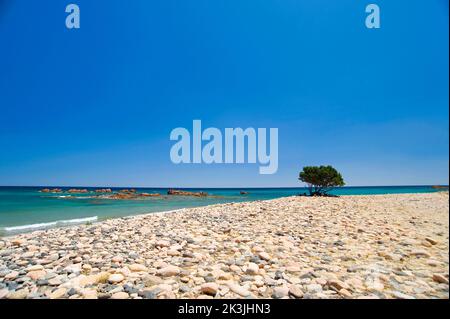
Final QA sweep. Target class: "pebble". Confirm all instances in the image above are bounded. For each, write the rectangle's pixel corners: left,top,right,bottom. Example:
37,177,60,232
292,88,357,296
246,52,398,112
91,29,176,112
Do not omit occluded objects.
5,271,19,280
156,240,171,248
409,250,431,258
339,289,352,298
82,289,98,299
0,288,9,299
108,274,125,284
157,266,180,277
144,275,163,287
200,283,219,296
27,270,47,280
288,285,304,298
7,288,29,299
391,291,415,299
272,286,289,299
228,283,251,297
26,265,44,271
306,284,323,294
128,264,148,272
328,279,350,291
246,263,259,275
111,292,129,299
425,237,438,245
257,252,271,261
111,256,124,263
432,274,449,284
50,288,67,299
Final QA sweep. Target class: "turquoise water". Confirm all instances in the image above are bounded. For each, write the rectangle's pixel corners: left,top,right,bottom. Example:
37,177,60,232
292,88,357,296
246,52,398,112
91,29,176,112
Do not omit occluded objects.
0,186,446,234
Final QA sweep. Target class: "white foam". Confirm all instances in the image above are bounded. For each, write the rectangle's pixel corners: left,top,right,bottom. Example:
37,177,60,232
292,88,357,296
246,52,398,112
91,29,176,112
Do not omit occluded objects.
3,216,98,233
55,195,94,199
59,216,97,224
4,221,58,232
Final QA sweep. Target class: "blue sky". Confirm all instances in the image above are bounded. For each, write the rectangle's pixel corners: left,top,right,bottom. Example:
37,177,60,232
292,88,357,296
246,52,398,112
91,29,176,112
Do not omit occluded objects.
0,0,448,187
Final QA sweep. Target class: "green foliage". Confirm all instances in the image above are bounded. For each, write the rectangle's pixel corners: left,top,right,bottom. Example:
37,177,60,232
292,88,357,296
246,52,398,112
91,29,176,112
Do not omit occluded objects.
299,165,345,196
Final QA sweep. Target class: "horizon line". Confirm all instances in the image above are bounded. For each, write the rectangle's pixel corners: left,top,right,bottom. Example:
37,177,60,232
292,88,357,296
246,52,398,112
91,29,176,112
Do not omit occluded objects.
0,184,448,189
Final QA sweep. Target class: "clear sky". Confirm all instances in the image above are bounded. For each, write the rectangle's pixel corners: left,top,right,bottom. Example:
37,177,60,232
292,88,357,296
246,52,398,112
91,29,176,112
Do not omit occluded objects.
0,0,448,187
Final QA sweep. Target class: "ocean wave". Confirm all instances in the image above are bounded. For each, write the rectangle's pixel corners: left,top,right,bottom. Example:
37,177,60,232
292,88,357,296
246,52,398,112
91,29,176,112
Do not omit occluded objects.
54,195,95,199
3,216,98,233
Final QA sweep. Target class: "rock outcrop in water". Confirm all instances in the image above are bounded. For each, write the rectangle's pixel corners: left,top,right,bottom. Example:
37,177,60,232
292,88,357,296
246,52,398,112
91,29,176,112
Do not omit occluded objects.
39,188,63,193
140,193,161,197
95,189,112,193
432,185,449,190
67,189,89,194
99,189,161,200
40,188,211,199
119,189,137,194
167,189,208,197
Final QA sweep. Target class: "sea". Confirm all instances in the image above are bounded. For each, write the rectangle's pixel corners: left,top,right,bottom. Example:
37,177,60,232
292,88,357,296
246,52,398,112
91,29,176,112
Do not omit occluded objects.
0,186,446,235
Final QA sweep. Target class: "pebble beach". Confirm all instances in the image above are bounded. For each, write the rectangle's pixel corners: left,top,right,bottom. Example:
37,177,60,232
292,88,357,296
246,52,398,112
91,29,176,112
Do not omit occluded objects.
0,192,448,299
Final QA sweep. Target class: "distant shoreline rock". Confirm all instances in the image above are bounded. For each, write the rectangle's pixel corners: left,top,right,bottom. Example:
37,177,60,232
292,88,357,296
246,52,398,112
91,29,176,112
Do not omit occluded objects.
167,189,208,197
39,188,63,193
99,189,161,200
432,185,449,190
95,189,112,193
67,189,89,194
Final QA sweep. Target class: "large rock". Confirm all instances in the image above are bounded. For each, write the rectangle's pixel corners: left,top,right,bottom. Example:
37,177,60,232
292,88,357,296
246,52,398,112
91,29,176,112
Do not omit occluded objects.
167,189,208,197
40,188,62,193
67,189,89,194
139,193,161,197
95,189,112,193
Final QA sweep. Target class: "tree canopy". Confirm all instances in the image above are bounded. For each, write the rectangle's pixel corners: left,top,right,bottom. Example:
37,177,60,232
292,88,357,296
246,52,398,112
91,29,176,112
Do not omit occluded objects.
299,165,345,196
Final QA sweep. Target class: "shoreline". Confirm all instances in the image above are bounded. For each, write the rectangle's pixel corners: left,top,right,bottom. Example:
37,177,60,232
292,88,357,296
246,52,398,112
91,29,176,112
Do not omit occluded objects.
0,192,448,299
2,191,448,237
